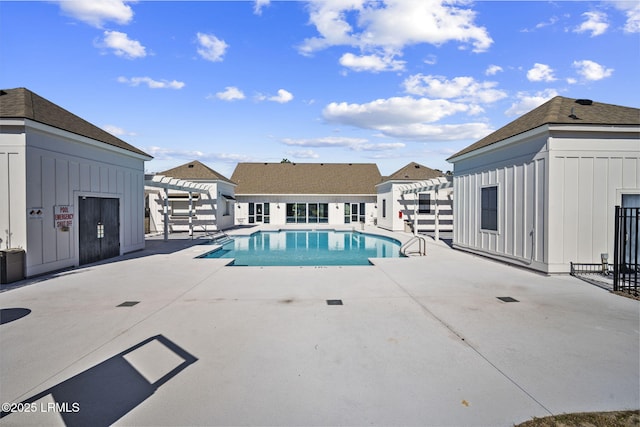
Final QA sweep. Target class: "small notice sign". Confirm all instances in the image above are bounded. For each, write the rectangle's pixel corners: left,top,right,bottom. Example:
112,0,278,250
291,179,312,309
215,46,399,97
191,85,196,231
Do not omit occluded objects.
54,205,74,229
28,208,43,219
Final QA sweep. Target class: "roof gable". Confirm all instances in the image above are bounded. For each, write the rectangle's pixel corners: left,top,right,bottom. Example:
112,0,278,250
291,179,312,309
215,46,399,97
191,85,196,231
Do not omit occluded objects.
385,162,443,181
231,162,382,195
0,87,151,158
448,96,640,160
159,160,234,183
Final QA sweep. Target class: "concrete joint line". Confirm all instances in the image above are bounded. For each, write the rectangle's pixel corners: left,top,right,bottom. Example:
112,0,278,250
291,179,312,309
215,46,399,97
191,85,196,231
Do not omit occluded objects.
378,266,554,417
10,264,225,404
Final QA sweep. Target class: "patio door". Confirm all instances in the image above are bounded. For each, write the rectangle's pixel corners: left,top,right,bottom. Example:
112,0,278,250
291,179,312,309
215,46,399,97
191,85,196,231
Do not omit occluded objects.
248,202,270,224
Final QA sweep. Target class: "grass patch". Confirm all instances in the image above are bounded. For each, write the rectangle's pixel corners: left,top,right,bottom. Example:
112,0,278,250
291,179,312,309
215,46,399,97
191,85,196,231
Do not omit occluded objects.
613,291,640,301
516,410,640,427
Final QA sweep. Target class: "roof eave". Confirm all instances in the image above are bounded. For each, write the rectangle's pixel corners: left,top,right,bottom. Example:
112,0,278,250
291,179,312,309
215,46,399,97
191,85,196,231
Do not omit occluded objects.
24,118,153,161
448,124,550,164
234,193,377,197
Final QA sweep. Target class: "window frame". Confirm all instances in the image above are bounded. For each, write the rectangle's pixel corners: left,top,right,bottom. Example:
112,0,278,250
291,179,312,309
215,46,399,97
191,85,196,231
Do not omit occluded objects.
480,185,499,232
418,193,431,214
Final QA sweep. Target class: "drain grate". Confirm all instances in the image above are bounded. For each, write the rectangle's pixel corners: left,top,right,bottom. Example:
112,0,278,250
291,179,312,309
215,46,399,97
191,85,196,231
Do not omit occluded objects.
326,299,343,305
497,296,519,303
117,301,140,307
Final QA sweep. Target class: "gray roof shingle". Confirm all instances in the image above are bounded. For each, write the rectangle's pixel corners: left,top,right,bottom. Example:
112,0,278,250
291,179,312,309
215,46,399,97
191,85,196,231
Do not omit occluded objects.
0,87,151,158
159,160,234,184
384,162,443,181
231,162,382,195
448,96,640,160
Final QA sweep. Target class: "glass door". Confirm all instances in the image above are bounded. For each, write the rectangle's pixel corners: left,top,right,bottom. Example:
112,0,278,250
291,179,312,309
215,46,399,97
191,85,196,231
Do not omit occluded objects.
249,202,270,224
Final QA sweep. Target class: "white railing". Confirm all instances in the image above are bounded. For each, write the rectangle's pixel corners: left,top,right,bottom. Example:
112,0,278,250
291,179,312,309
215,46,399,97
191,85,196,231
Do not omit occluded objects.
400,235,426,256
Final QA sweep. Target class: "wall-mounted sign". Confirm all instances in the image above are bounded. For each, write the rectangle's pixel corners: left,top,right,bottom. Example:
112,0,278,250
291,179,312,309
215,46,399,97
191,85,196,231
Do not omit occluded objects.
28,208,43,220
54,205,74,230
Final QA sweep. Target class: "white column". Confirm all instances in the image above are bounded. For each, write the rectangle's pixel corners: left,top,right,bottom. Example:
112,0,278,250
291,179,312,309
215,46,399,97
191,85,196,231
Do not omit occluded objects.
163,187,169,242
188,192,193,238
434,188,440,242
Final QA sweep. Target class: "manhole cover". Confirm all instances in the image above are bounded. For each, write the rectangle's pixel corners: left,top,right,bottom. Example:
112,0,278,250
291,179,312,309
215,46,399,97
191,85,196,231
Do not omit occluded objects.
326,299,343,305
497,297,519,303
117,301,140,307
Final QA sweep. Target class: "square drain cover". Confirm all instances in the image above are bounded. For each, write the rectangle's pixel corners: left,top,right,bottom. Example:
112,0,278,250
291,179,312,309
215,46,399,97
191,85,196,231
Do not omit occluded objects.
326,299,343,305
497,297,519,303
117,301,140,307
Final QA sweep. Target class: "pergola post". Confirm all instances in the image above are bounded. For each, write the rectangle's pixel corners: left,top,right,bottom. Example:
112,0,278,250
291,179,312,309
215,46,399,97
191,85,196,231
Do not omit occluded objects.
434,187,440,242
188,191,193,239
413,191,418,236
163,187,169,242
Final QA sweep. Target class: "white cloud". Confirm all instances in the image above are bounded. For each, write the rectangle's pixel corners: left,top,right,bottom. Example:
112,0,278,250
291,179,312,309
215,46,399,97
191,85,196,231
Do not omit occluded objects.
117,76,185,89
423,54,437,65
527,63,556,82
322,96,491,142
214,86,245,101
57,0,134,28
572,59,614,81
402,74,507,104
282,136,405,152
612,1,640,33
265,89,294,103
485,65,503,76
574,11,608,37
299,0,492,58
505,89,559,116
196,32,228,62
254,0,270,15
535,16,559,30
103,124,136,137
339,52,405,72
376,122,493,141
147,146,252,163
286,149,320,159
99,30,146,59
283,136,369,148
324,97,469,128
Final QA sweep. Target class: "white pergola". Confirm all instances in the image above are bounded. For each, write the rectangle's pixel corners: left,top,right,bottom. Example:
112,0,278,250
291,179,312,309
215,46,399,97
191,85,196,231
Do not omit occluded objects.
145,174,213,241
398,176,453,240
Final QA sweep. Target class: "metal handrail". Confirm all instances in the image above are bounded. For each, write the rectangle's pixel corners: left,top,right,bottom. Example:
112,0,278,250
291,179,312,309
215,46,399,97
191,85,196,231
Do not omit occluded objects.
400,235,426,256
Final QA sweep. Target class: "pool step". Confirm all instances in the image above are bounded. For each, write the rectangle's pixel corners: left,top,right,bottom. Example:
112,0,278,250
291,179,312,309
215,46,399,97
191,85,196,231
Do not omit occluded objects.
208,230,233,245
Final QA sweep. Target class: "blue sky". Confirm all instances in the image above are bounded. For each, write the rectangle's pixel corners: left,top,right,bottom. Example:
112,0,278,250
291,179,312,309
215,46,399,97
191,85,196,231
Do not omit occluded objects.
1,0,639,177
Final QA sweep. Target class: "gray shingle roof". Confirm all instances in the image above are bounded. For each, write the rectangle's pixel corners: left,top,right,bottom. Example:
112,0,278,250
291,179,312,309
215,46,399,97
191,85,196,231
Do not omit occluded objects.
159,160,234,184
448,96,640,160
0,87,151,158
231,162,382,195
384,162,443,181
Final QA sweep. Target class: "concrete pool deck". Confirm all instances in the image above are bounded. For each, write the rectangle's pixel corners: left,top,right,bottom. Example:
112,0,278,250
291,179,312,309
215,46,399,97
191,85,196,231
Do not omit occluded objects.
0,226,638,426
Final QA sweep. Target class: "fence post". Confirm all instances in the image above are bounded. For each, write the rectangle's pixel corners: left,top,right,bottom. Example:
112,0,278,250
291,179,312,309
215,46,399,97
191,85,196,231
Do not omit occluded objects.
613,205,620,292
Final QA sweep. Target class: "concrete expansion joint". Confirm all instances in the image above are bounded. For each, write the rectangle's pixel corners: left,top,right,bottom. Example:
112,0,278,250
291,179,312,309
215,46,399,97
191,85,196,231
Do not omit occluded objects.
379,266,554,417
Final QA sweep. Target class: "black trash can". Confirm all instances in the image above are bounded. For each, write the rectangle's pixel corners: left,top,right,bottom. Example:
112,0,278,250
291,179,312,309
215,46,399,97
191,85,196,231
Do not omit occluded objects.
0,249,25,284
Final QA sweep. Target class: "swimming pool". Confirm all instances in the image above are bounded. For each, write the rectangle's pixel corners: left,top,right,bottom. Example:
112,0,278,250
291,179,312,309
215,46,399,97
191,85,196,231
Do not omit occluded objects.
200,230,403,266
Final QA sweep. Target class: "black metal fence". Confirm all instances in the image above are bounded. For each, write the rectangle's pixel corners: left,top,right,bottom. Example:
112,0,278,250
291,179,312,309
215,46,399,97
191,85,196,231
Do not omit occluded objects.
613,206,639,296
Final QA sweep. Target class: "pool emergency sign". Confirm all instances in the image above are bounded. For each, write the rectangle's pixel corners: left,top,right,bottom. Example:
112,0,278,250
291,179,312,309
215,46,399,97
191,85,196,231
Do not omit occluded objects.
54,205,74,229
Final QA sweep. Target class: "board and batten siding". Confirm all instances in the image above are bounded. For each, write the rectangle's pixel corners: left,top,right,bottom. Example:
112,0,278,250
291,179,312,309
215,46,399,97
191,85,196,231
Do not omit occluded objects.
452,133,548,272
3,122,147,277
454,158,547,270
546,135,640,273
453,128,639,274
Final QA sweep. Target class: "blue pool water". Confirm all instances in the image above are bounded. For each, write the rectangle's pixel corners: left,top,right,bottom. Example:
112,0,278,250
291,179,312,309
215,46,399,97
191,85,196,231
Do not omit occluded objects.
200,230,403,266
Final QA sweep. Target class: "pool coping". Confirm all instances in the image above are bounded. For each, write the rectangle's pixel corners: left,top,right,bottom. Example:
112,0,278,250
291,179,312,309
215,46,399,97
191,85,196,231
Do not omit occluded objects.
196,226,408,266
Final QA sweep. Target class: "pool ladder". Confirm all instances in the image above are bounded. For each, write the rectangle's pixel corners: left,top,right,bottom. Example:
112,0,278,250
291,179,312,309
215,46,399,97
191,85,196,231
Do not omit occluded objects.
400,235,426,256
208,230,233,245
